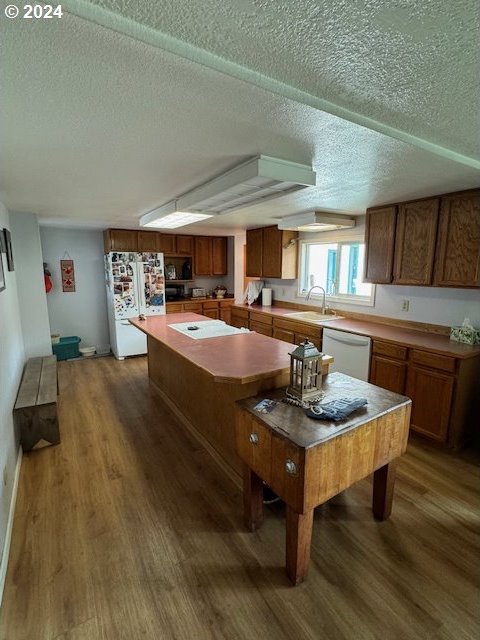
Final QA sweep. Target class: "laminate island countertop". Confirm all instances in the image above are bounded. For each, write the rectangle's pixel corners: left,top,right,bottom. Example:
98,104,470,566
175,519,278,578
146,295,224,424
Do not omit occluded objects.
130,313,333,384
233,304,480,359
129,312,333,476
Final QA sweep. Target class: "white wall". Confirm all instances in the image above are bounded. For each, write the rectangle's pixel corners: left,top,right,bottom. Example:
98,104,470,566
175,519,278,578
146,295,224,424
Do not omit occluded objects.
40,227,110,351
266,218,480,328
9,212,52,357
0,204,25,589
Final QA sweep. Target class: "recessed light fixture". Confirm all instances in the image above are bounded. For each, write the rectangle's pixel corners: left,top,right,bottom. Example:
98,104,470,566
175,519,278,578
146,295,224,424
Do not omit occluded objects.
139,155,316,228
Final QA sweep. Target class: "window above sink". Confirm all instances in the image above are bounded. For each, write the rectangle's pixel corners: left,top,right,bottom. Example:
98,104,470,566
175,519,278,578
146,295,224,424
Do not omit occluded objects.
298,240,376,306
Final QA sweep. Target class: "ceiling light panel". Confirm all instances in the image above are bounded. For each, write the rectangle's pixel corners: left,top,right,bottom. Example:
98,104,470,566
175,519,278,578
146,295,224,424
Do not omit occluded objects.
142,211,213,229
176,155,316,214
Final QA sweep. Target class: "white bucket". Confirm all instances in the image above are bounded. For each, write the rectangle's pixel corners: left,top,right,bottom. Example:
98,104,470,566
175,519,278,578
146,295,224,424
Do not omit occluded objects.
79,346,96,357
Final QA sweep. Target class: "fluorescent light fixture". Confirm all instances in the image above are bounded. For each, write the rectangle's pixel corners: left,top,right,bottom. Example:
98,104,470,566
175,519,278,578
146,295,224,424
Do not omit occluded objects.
176,155,316,215
140,200,213,229
278,211,356,232
140,156,315,228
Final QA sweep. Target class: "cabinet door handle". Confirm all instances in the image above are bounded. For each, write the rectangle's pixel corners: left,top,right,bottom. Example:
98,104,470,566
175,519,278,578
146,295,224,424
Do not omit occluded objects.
285,459,297,475
249,432,259,445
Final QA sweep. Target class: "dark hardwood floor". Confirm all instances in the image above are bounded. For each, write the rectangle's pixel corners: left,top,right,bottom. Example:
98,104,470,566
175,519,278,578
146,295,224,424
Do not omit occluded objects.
0,356,478,639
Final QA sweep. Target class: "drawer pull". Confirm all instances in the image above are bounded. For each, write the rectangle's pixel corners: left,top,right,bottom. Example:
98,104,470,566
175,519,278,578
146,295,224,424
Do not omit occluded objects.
249,433,259,445
285,459,297,475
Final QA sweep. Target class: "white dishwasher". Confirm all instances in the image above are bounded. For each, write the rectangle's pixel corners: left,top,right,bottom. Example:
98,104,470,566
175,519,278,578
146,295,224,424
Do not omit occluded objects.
322,328,372,381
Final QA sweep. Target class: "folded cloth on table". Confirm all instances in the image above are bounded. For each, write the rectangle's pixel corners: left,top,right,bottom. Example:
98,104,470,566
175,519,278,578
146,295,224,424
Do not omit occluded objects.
305,397,368,421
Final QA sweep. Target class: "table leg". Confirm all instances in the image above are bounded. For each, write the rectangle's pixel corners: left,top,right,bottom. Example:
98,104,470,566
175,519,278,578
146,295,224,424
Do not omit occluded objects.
286,507,314,585
243,464,264,532
372,460,397,521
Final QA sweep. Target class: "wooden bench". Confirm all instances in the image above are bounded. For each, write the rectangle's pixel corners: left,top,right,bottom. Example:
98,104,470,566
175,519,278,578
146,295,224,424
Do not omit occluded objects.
14,355,60,451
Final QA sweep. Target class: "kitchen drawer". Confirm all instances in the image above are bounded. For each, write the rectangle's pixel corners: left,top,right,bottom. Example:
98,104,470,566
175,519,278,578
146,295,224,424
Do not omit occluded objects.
274,317,321,337
166,304,183,313
219,299,234,307
410,349,456,373
235,412,272,483
250,321,273,337
203,309,219,319
183,302,203,313
231,307,249,319
372,340,408,360
270,436,304,512
202,300,219,310
249,311,273,325
273,328,295,344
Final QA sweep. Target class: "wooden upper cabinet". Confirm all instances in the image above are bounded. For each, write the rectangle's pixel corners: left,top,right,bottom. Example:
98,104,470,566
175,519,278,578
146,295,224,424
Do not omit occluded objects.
246,226,297,279
262,227,283,278
176,235,194,256
246,228,263,277
194,236,212,276
137,231,158,252
157,234,176,255
103,229,138,253
193,236,228,276
212,237,227,275
393,198,440,285
363,206,397,283
434,190,480,288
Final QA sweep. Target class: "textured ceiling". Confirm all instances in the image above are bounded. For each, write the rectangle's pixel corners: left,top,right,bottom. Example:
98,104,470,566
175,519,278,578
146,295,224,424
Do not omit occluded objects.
0,1,479,231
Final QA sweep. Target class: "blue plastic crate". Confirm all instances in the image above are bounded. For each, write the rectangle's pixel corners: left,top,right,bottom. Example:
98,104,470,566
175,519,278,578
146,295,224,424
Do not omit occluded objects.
52,336,81,361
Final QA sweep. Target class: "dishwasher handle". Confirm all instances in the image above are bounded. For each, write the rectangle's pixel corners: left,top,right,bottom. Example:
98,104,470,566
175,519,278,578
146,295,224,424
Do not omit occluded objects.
323,331,371,348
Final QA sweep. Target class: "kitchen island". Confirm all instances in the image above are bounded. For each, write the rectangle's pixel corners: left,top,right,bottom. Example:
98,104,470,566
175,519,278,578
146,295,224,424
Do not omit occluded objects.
129,313,333,477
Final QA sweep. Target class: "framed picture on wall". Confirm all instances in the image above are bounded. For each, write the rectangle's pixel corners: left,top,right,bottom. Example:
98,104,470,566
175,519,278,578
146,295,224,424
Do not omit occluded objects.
3,228,14,271
0,228,5,253
0,253,5,292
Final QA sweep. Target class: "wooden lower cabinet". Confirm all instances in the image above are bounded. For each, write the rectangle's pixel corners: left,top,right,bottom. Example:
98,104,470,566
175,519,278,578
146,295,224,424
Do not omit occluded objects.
369,340,480,447
219,301,233,324
250,321,273,337
231,307,249,329
405,366,454,443
272,318,322,351
370,339,408,404
273,328,295,344
370,355,407,395
166,299,232,319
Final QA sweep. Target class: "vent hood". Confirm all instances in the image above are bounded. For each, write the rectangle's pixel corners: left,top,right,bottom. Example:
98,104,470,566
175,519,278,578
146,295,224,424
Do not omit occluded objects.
277,211,356,232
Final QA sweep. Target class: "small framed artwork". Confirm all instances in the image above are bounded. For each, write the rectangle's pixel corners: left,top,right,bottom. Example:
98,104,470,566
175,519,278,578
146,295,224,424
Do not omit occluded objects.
0,254,5,292
3,229,14,271
0,228,5,253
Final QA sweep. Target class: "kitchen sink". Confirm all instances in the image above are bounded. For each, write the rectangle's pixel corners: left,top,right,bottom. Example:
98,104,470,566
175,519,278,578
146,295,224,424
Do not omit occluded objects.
284,311,343,323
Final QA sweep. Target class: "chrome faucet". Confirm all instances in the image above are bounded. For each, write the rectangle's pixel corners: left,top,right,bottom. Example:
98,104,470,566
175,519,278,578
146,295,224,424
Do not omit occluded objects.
305,285,326,313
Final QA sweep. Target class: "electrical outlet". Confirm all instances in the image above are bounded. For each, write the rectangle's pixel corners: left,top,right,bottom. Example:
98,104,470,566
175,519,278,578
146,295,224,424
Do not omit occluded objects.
281,288,286,296
402,299,410,312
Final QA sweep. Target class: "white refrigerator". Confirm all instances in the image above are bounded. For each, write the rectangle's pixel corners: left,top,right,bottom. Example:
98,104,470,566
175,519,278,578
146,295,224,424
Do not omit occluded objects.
105,252,165,359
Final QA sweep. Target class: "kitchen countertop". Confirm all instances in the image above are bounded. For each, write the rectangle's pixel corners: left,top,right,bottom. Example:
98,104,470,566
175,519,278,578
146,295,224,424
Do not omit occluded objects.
130,313,333,384
166,296,234,304
233,304,480,359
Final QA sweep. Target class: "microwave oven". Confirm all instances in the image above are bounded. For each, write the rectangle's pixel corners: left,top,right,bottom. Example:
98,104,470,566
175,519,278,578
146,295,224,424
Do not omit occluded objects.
191,288,207,298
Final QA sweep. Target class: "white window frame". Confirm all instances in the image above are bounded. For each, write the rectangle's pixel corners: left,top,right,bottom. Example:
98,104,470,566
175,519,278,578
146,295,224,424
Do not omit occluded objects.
298,239,376,307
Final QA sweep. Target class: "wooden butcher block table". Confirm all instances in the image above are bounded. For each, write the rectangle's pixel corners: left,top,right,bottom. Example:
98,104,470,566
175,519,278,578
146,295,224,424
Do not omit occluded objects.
235,372,412,585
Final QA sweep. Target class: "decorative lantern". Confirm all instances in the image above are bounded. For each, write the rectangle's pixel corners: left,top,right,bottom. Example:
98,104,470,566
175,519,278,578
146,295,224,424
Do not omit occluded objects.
287,339,323,403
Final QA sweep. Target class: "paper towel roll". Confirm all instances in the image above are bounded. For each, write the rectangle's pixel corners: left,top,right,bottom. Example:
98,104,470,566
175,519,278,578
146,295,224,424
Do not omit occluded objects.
262,288,272,306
